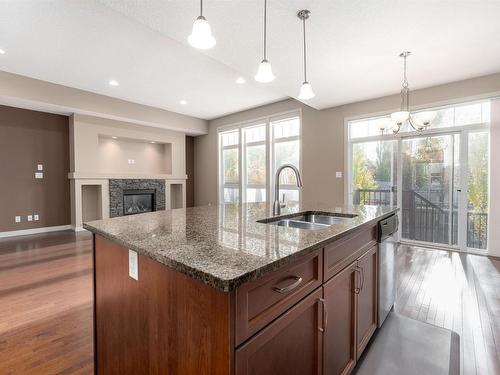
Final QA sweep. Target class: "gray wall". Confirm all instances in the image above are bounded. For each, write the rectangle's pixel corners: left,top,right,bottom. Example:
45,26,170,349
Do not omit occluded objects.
0,105,70,231
194,72,500,207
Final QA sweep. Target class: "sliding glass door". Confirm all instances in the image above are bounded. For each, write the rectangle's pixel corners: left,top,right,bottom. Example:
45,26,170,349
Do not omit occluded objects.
400,134,459,247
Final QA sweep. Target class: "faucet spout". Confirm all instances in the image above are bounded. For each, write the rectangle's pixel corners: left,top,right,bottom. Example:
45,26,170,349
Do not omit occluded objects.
273,164,303,216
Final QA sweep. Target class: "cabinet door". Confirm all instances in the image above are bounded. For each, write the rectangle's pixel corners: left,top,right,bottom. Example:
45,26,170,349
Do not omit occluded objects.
235,289,323,375
323,262,358,375
356,245,378,358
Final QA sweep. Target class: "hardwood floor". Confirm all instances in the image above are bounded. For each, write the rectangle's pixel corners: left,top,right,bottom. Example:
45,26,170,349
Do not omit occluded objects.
395,244,500,375
0,231,93,375
1,231,499,374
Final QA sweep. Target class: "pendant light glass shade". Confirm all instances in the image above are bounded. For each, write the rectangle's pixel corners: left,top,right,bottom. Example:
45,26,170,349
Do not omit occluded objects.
255,59,275,83
188,15,216,49
298,81,315,100
390,110,410,124
415,111,437,125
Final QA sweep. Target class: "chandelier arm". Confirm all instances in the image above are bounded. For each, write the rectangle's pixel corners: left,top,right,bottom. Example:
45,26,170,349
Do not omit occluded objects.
408,116,423,132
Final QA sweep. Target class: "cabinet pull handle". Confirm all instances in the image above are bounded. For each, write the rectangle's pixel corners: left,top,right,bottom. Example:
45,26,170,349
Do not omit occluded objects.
272,276,303,294
354,268,361,294
318,298,327,332
360,266,365,291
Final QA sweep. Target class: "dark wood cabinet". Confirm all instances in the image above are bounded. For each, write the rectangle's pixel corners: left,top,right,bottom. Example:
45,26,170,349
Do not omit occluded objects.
322,244,378,375
323,262,358,375
93,221,385,375
235,289,323,375
356,245,378,358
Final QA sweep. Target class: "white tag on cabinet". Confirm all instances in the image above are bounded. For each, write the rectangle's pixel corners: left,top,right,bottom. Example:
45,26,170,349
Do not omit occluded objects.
128,249,139,280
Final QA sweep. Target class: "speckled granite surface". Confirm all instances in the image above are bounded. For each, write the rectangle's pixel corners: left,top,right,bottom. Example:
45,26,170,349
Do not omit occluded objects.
84,203,398,292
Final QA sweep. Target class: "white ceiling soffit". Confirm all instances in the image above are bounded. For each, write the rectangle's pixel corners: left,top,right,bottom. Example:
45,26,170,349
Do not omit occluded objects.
0,1,285,120
100,0,500,110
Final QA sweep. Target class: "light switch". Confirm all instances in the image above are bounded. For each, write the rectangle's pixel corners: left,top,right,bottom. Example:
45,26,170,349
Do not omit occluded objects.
15,216,21,223
27,215,33,222
34,214,39,221
128,249,138,280
35,172,43,179
37,164,43,171
336,171,343,178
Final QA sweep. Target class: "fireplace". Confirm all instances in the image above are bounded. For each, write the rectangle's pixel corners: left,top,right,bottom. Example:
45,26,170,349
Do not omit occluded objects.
123,189,155,215
109,179,165,217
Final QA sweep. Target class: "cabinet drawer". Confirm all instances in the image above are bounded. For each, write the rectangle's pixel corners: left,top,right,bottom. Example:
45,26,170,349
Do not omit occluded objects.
324,225,377,281
236,249,323,346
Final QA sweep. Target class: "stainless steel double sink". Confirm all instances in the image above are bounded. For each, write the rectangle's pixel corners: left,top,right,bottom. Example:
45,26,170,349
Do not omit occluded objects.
258,211,358,230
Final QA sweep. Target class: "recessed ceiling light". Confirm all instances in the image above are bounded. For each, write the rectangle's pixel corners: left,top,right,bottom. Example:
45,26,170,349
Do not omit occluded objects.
108,79,119,87
111,136,117,139
180,100,187,105
0,49,5,55
150,141,156,144
236,77,246,84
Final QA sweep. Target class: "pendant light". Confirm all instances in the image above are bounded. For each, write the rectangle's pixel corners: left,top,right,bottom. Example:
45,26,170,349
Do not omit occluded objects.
389,51,436,134
188,0,216,49
255,0,275,82
297,10,314,100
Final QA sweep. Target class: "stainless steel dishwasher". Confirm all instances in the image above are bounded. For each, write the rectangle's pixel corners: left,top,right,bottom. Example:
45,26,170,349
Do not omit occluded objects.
378,214,399,327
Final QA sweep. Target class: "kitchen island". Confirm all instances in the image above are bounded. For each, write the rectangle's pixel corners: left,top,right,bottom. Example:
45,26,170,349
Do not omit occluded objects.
84,202,398,375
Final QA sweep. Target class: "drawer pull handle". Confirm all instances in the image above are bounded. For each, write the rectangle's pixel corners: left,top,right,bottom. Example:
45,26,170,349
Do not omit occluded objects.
272,276,303,294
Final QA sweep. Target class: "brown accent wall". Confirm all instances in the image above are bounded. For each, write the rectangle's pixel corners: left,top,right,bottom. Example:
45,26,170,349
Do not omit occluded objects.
185,136,195,207
0,105,70,232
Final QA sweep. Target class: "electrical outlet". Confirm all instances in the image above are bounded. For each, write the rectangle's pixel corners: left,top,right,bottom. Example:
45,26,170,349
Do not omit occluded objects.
15,216,21,223
27,215,33,222
128,250,138,280
37,164,43,171
35,172,43,179
336,171,343,178
34,214,39,221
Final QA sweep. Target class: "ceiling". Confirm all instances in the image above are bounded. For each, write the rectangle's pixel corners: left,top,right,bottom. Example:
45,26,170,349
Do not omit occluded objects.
1,1,499,121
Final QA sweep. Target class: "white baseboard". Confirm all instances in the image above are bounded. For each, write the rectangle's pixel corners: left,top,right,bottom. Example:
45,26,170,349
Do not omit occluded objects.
0,225,73,238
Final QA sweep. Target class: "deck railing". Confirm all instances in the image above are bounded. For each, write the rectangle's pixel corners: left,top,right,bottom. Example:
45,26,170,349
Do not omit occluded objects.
353,188,488,250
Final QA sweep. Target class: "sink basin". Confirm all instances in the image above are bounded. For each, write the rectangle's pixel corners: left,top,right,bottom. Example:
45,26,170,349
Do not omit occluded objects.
271,219,329,231
292,214,353,225
258,211,357,230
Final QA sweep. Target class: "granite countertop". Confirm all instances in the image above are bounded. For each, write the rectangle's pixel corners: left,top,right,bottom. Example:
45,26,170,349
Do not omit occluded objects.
84,203,398,292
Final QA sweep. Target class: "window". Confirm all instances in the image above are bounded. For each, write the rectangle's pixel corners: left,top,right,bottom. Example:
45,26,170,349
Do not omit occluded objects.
219,112,301,205
220,130,239,203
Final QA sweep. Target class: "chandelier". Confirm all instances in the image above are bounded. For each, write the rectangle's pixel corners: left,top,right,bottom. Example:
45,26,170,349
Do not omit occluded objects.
381,51,436,135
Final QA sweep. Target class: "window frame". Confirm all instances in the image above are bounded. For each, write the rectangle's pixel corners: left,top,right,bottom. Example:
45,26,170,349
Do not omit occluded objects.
218,109,302,205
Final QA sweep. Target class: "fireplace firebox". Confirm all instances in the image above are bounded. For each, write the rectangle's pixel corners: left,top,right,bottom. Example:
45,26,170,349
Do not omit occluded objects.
123,189,155,216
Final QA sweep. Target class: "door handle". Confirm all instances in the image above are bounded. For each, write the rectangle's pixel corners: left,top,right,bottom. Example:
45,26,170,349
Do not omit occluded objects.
354,267,361,294
272,276,303,294
355,265,364,293
318,298,327,332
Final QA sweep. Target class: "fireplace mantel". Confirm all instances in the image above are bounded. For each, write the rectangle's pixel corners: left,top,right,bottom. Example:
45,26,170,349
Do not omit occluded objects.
68,172,187,180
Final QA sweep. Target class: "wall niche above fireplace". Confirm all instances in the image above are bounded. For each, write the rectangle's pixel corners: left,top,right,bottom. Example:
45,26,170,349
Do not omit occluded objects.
109,179,165,218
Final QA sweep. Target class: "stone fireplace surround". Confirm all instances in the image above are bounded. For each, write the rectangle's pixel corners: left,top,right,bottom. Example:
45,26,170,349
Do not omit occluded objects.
109,179,166,218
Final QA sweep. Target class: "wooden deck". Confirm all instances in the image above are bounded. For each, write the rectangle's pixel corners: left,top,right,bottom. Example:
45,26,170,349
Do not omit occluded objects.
0,232,499,374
